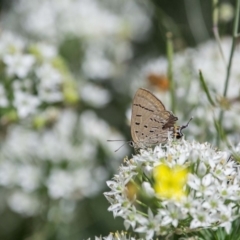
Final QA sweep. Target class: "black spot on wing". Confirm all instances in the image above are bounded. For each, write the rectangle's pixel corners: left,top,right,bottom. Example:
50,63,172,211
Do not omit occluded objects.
133,103,154,112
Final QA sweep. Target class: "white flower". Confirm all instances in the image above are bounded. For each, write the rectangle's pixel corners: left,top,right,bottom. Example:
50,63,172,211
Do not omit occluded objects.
3,53,35,78
181,195,201,215
5,0,150,41
123,206,138,230
202,195,222,214
105,140,240,238
97,231,144,240
34,42,57,60
2,0,150,82
80,83,111,108
79,110,128,159
158,202,185,228
13,91,40,118
196,161,207,177
190,205,213,229
47,170,73,199
135,209,161,240
36,64,63,103
82,46,115,79
142,182,155,197
217,180,239,200
8,191,40,216
17,165,41,192
0,107,115,205
187,173,214,197
0,31,25,56
218,204,235,234
73,167,107,198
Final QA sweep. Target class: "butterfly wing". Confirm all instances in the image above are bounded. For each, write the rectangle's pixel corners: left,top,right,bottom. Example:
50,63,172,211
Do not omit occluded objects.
131,88,178,148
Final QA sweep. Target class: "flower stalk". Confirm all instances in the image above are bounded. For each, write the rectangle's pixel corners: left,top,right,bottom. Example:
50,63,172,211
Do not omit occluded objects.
218,0,240,145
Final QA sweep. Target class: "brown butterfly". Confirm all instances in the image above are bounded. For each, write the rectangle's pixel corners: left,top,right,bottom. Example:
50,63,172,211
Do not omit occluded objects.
108,88,192,151
130,88,192,149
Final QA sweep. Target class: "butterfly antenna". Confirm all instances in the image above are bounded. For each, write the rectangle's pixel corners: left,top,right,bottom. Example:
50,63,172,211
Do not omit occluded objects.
107,140,131,152
107,140,128,142
114,142,128,152
180,117,193,131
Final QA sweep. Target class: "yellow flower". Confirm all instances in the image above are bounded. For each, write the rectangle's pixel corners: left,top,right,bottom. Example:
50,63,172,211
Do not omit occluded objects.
154,164,189,200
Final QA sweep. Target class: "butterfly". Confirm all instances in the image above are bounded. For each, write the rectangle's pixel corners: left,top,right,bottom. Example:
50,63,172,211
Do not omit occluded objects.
130,88,192,149
108,88,192,151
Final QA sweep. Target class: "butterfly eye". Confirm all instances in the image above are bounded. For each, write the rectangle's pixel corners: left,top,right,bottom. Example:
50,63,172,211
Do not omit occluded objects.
129,141,134,147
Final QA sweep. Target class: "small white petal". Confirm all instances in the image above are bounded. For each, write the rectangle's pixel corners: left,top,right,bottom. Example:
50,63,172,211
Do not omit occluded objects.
202,173,212,186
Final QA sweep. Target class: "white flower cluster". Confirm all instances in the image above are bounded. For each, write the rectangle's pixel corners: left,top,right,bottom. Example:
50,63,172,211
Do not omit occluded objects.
87,231,145,240
0,31,77,119
134,38,240,145
0,109,126,216
105,140,240,239
4,0,150,42
2,0,151,80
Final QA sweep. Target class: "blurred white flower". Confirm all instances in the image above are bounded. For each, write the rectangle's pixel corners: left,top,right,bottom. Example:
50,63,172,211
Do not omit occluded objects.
0,30,77,121
3,53,35,78
4,0,150,42
0,31,25,56
47,167,108,200
13,91,40,118
81,166,109,197
17,165,41,192
0,84,9,107
0,162,17,187
79,110,129,157
36,64,63,103
47,170,73,199
2,0,151,81
8,191,40,216
1,125,40,160
81,83,111,107
0,106,122,210
34,42,57,60
80,110,112,141
82,46,115,79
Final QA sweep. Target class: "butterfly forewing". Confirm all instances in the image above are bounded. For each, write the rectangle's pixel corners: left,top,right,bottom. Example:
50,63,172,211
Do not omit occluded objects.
131,88,178,148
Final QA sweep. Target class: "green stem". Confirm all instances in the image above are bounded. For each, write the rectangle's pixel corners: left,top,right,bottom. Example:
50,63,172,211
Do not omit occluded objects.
166,32,175,113
136,200,148,208
199,70,215,106
217,0,240,146
212,0,227,65
136,210,148,217
223,1,240,97
212,0,218,26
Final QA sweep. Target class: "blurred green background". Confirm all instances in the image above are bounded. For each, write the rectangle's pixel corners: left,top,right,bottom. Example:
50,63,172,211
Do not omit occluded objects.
0,0,239,239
